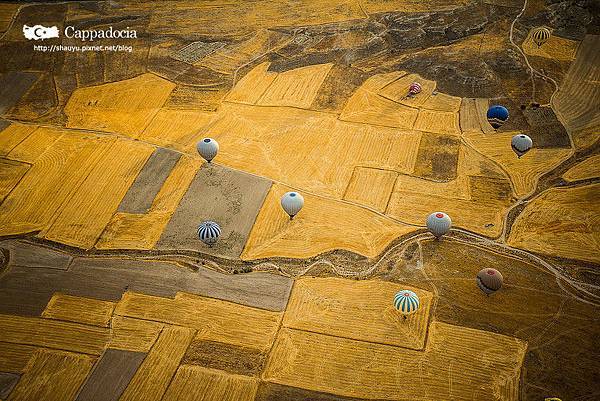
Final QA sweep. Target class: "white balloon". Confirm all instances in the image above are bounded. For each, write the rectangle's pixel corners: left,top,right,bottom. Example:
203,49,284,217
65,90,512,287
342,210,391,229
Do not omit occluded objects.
426,212,451,238
511,134,532,158
197,138,219,162
280,192,304,219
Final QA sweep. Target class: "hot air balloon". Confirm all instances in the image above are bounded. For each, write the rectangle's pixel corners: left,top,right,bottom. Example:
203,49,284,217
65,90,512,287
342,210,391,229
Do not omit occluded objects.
280,191,304,220
408,82,422,96
511,134,533,158
196,138,219,163
487,105,509,129
426,212,451,239
197,221,221,246
532,27,551,47
476,268,503,295
393,290,420,319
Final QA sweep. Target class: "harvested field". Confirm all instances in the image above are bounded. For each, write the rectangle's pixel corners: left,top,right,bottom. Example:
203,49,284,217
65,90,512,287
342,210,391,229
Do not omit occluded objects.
0,313,109,355
379,73,435,107
0,159,28,202
97,155,200,250
553,35,600,149
343,167,397,212
241,184,415,259
0,342,36,373
421,92,462,112
182,339,267,376
7,350,94,401
42,139,154,249
108,316,163,353
0,123,37,156
459,98,483,132
362,0,470,13
119,326,195,401
225,62,278,104
0,3,19,33
284,278,432,350
162,365,258,401
114,292,282,351
208,102,420,198
0,133,113,236
138,109,215,152
64,74,175,138
256,63,332,108
6,127,63,163
522,31,579,61
508,184,600,263
463,130,571,197
0,72,38,115
41,293,115,327
413,109,460,135
413,132,461,181
264,323,526,400
563,154,600,181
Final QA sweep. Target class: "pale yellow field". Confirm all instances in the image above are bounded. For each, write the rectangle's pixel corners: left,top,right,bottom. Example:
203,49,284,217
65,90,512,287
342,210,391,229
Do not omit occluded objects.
6,127,63,163
422,92,462,112
42,294,115,327
241,183,415,260
114,292,282,351
553,35,600,149
0,123,37,156
97,155,200,250
563,154,600,181
0,159,28,202
64,73,176,138
284,278,432,350
108,316,163,353
459,98,484,132
0,132,113,235
0,342,37,373
379,73,436,107
120,326,195,401
207,102,420,198
163,366,258,401
386,144,512,237
340,72,419,129
463,130,571,197
474,98,496,134
7,350,94,401
199,30,290,74
225,62,278,104
344,167,397,212
264,322,526,400
256,63,333,108
413,109,461,135
138,109,215,152
523,31,579,61
0,313,109,355
42,139,154,249
509,184,600,263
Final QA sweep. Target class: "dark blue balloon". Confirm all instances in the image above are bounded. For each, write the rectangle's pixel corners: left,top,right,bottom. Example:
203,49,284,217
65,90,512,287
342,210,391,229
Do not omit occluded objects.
487,105,509,129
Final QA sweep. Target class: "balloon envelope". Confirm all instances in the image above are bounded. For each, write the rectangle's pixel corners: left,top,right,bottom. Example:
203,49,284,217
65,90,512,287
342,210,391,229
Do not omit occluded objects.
511,134,533,158
197,138,219,162
393,290,420,315
409,82,422,95
532,27,551,47
476,268,503,294
426,212,451,238
487,105,509,129
197,221,221,245
281,192,304,218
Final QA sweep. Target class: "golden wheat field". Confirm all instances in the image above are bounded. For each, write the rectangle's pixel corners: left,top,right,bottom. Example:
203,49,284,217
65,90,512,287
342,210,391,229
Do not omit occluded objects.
0,1,598,400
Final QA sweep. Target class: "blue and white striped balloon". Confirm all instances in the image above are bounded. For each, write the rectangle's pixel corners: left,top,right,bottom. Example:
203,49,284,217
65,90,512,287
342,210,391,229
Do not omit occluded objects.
393,290,420,315
197,221,221,245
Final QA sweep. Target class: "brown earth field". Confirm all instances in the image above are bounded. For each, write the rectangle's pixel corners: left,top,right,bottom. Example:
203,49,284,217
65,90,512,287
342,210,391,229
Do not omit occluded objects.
0,1,599,400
